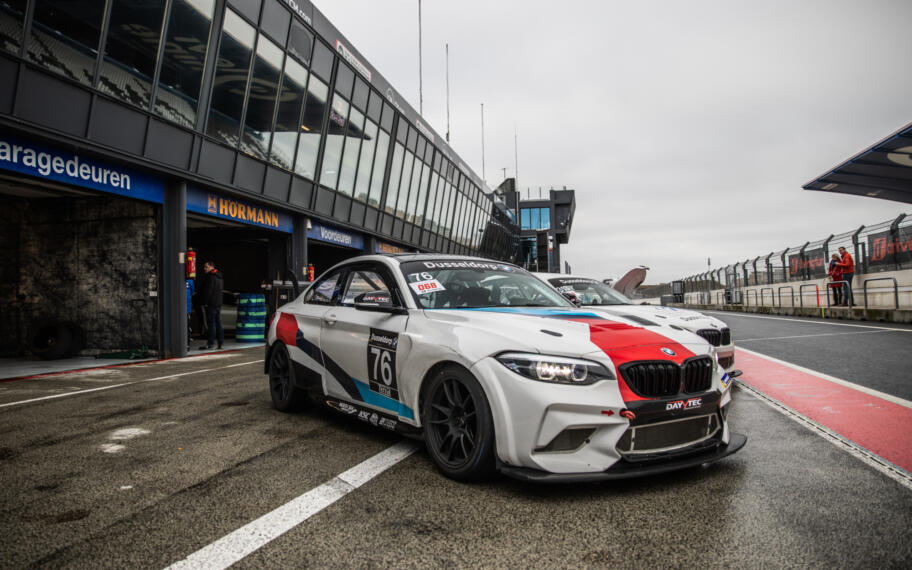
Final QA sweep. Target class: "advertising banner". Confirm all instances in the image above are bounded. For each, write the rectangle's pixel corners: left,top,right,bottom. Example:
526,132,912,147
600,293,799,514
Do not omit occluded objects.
867,228,912,269
788,248,827,279
186,187,293,233
0,133,163,203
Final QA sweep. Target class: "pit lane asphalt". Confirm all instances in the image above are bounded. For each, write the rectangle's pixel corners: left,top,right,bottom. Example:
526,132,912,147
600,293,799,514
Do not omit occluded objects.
705,311,912,400
0,347,910,568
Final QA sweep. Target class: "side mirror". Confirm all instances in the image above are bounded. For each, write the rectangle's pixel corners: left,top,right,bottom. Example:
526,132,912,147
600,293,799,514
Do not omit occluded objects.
354,291,408,315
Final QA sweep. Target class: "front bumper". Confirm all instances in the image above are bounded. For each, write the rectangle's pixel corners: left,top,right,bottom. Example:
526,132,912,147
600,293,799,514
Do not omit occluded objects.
499,432,747,482
472,355,738,476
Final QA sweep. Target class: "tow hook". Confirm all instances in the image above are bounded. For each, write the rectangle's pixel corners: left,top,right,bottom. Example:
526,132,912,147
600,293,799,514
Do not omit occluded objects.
620,409,636,421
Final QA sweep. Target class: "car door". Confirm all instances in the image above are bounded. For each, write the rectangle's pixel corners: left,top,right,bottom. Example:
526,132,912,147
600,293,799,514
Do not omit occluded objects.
280,268,346,397
319,262,412,418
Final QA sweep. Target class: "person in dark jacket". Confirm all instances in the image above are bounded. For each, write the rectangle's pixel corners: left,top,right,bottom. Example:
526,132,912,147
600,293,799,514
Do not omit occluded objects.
196,261,225,349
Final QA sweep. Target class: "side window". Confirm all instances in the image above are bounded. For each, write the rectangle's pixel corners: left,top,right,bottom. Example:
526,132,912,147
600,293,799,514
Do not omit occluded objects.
304,270,344,305
341,269,392,305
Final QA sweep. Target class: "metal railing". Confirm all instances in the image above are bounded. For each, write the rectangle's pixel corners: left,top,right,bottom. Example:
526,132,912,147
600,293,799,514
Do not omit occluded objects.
863,277,899,310
798,284,820,308
778,286,794,307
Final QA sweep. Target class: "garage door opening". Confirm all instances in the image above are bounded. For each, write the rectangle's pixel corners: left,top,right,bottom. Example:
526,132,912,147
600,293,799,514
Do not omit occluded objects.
187,214,289,341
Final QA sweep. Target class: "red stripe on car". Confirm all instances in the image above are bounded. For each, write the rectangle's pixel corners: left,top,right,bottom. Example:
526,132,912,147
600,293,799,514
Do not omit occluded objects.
564,317,696,402
276,312,298,346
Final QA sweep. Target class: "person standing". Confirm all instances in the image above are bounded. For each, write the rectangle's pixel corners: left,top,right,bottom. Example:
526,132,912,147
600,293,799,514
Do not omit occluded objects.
196,261,225,349
186,277,195,350
836,246,855,306
827,253,843,306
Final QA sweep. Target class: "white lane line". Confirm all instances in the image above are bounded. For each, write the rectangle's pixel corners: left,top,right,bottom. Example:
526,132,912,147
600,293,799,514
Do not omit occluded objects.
165,441,419,570
735,383,912,491
737,347,912,409
737,329,893,342
0,361,263,409
705,311,912,332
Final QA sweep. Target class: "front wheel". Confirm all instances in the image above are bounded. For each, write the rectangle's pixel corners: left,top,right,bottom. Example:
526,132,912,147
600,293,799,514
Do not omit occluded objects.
268,343,307,412
422,366,496,481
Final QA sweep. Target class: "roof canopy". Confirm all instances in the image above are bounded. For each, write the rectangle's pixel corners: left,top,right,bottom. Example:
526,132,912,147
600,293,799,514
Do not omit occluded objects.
804,122,912,203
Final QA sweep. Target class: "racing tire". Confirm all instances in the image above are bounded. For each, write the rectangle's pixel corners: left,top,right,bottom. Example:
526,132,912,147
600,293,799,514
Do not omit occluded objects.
268,343,307,412
29,321,73,360
422,366,496,481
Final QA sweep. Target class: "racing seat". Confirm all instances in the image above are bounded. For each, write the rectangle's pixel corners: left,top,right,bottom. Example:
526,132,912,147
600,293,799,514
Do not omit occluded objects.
461,287,491,307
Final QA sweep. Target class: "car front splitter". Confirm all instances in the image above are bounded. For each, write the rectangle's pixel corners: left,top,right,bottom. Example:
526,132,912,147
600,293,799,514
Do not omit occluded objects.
498,432,747,483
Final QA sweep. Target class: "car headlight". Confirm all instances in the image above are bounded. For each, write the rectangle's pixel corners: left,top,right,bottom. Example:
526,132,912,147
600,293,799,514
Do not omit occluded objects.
495,352,614,385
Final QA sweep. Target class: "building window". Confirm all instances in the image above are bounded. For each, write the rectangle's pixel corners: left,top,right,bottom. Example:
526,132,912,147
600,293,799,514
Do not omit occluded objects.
98,0,167,110
270,57,308,170
384,142,404,215
241,35,284,159
154,0,215,128
28,0,106,86
367,128,389,208
295,75,327,180
353,118,378,203
336,106,364,196
319,93,349,189
520,207,550,230
206,9,256,146
0,0,27,54
286,19,313,65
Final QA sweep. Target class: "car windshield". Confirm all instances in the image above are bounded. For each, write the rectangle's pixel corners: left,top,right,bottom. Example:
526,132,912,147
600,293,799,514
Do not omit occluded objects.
546,277,632,306
400,260,574,309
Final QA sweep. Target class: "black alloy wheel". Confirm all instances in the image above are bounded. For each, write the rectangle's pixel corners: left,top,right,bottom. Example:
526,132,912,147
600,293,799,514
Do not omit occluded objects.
268,343,306,412
423,366,495,481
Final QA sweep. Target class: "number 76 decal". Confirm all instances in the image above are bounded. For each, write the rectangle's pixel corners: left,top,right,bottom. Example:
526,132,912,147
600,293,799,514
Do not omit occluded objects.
367,329,399,400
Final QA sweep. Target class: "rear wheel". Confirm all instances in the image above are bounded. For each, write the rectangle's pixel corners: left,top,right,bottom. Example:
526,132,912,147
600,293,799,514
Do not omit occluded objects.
268,343,307,412
422,366,495,481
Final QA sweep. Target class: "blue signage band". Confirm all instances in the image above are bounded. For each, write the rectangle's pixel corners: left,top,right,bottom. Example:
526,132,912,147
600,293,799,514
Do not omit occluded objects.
0,134,164,204
186,186,293,233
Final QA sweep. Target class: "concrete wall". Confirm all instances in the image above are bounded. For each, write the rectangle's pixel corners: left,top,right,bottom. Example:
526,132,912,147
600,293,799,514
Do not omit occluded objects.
0,196,159,356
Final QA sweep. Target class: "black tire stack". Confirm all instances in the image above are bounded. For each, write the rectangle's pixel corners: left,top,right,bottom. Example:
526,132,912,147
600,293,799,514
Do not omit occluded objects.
29,321,86,360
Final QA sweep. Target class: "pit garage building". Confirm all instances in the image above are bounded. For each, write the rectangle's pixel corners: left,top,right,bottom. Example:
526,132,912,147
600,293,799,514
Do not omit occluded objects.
0,0,518,358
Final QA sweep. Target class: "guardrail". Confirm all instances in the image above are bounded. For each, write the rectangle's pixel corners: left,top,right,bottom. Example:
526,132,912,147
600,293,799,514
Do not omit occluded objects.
863,277,899,310
798,284,820,308
778,285,794,308
745,289,759,306
760,287,774,307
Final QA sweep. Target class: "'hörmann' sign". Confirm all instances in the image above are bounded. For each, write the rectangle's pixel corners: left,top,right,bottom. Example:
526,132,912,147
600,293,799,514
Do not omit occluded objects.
0,134,163,203
307,221,365,250
186,187,292,233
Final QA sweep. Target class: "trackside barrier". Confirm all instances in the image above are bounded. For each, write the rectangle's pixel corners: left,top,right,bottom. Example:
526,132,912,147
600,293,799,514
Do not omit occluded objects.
746,289,759,306
863,277,899,310
778,285,795,308
760,287,774,307
798,284,820,308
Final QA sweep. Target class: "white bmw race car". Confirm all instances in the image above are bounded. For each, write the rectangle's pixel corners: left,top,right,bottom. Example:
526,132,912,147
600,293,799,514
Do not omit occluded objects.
536,273,737,374
265,255,746,482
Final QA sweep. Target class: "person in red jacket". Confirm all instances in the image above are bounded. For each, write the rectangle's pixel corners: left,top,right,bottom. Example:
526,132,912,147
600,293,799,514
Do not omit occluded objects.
835,246,855,306
827,253,843,306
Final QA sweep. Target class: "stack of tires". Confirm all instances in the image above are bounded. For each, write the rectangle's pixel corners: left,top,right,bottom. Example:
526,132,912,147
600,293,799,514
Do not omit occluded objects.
236,293,267,342
29,321,86,359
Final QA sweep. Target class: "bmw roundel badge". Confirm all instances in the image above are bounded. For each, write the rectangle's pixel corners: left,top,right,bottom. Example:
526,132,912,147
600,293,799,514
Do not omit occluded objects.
661,347,676,356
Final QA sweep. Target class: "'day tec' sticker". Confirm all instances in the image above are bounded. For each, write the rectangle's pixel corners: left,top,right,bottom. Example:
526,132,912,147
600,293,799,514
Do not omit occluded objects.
410,279,445,295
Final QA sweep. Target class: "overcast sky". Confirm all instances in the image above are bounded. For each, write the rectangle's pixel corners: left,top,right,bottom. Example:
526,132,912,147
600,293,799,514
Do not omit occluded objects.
314,0,910,282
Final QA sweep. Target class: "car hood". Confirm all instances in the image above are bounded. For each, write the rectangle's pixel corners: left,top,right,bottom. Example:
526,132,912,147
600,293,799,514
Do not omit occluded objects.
422,307,714,363
586,304,727,331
